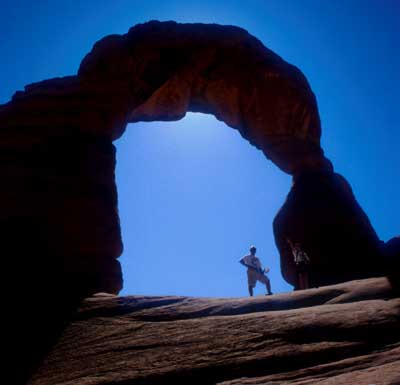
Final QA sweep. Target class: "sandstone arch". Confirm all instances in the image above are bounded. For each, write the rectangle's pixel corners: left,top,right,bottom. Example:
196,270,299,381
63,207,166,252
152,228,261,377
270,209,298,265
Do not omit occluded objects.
0,21,390,384
0,20,383,296
77,20,332,177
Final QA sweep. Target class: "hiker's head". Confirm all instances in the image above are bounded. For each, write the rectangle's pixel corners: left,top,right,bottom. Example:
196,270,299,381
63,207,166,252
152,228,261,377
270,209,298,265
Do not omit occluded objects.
249,246,257,255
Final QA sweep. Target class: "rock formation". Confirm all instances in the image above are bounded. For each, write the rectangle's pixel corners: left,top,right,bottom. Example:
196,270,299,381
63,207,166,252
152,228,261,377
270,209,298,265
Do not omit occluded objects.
385,236,400,260
0,21,396,384
0,20,386,296
383,236,400,288
28,278,400,385
78,21,331,176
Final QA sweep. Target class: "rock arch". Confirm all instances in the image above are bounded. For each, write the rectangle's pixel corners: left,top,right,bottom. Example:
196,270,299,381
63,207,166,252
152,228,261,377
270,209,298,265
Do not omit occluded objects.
1,21,390,384
0,20,383,296
78,20,331,176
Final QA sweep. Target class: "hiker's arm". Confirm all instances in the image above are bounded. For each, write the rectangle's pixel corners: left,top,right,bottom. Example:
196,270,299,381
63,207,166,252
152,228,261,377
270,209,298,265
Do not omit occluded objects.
239,258,247,267
240,262,253,269
239,259,256,270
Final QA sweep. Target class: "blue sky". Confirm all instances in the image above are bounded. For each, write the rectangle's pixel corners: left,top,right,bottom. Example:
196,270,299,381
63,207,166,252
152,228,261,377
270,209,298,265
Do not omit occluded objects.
1,1,399,297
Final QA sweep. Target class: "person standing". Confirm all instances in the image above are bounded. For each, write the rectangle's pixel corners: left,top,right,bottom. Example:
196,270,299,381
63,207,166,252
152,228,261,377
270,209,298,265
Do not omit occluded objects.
287,239,311,290
240,245,273,296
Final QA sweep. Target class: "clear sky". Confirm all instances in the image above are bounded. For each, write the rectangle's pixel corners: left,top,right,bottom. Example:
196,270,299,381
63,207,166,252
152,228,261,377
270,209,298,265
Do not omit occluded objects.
0,0,399,297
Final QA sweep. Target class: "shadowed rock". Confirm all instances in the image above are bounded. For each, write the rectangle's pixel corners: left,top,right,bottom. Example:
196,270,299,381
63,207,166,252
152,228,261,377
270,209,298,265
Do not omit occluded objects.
274,172,384,287
383,236,400,291
78,20,331,176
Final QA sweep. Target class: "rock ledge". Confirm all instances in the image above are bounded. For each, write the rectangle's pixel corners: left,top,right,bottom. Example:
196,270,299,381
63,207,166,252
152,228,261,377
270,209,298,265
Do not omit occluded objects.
30,277,400,385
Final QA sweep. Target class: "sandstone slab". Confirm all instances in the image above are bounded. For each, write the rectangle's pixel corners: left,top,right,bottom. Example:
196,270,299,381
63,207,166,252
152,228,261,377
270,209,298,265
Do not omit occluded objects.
29,278,400,385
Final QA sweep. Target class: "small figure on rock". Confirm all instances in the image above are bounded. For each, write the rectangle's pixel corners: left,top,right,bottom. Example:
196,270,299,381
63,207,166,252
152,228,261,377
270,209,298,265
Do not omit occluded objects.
240,245,273,296
287,239,310,290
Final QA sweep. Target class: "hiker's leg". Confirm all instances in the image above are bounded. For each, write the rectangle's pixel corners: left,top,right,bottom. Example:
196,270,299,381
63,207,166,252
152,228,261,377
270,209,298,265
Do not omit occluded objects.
295,270,301,290
298,273,304,290
258,274,272,295
248,285,254,297
247,271,256,296
303,271,309,289
265,278,272,295
299,273,308,290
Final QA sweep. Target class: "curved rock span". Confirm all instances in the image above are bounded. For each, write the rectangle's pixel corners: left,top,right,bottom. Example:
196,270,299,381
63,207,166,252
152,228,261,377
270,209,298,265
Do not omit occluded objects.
0,21,396,384
29,278,400,385
0,20,388,296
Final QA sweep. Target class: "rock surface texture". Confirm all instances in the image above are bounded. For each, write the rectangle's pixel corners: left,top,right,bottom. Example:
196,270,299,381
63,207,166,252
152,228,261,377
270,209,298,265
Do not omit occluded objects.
29,278,400,385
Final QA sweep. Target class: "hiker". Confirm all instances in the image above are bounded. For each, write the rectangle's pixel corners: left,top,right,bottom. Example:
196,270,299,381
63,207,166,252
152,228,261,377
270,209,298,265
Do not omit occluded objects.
287,239,310,290
240,245,273,296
